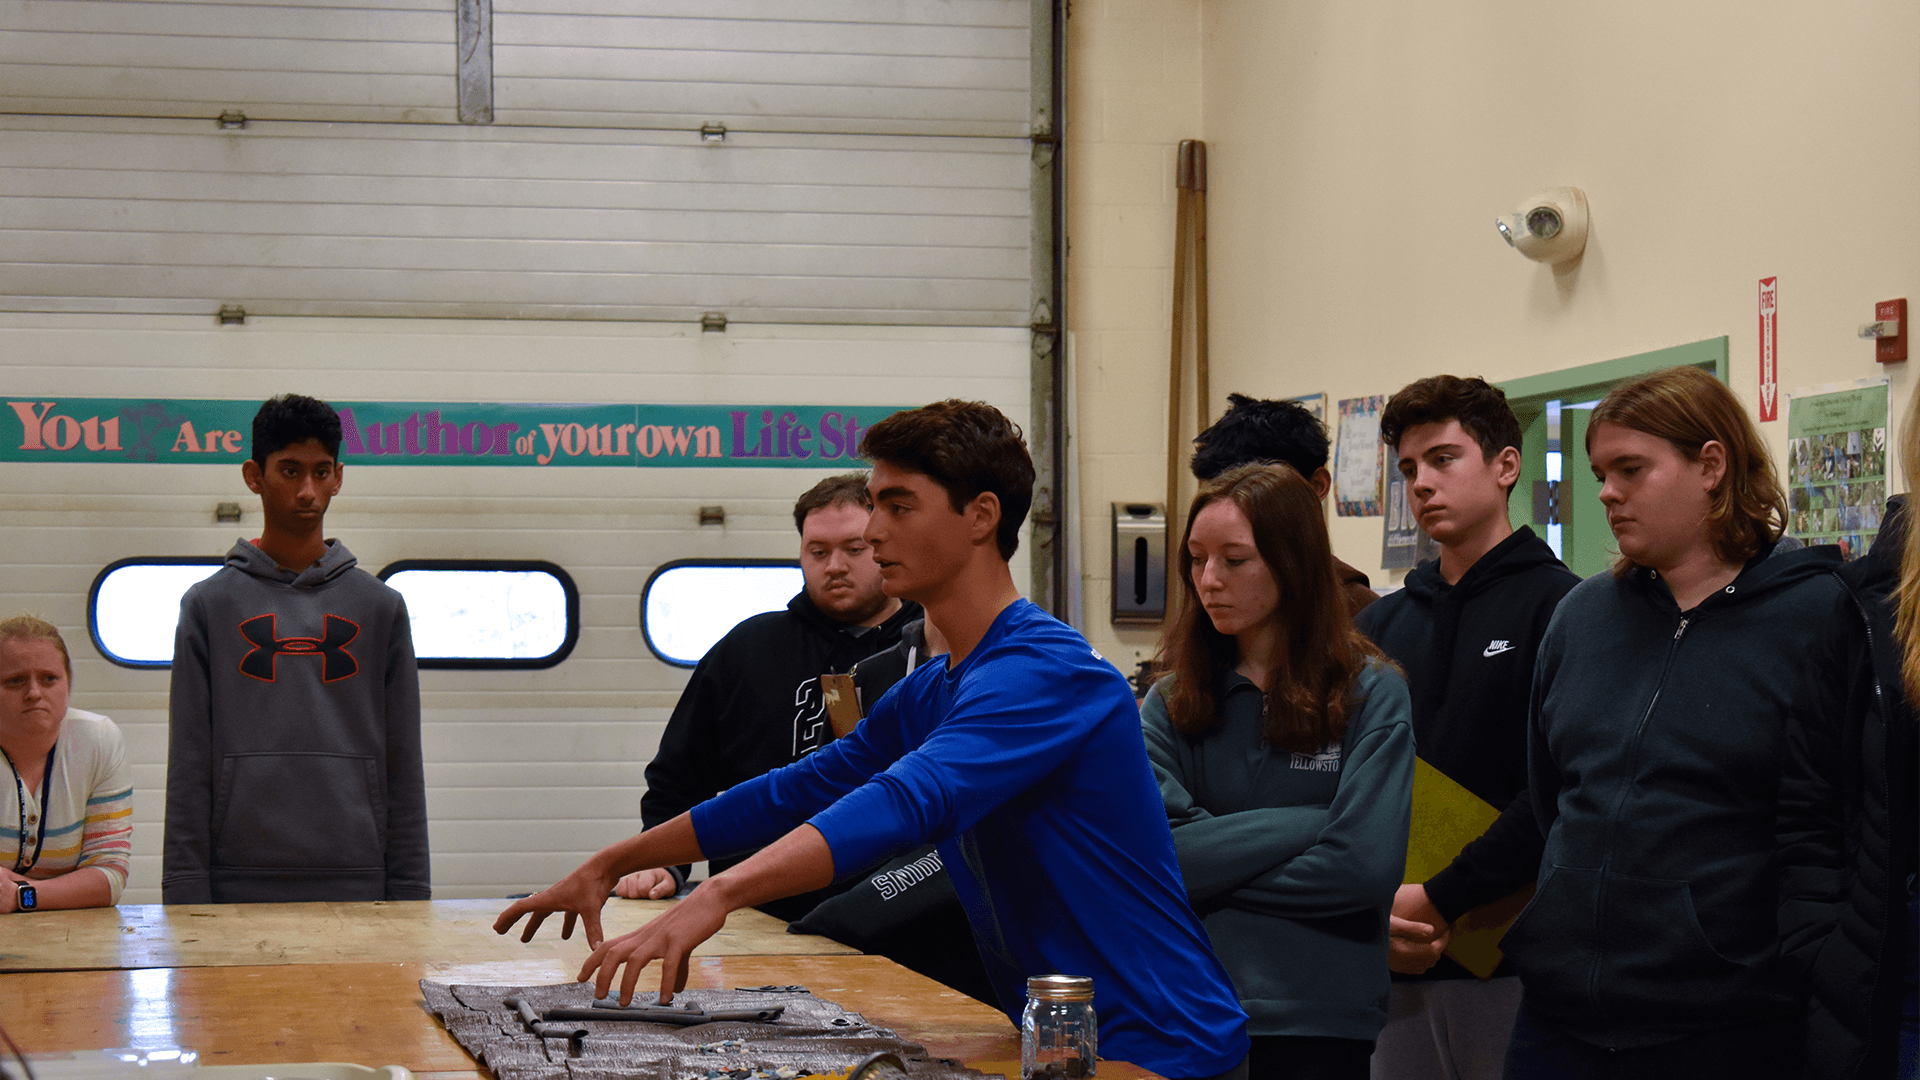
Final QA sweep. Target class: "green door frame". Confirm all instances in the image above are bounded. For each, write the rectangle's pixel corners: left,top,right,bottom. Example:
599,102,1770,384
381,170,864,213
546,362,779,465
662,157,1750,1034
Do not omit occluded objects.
1497,337,1729,576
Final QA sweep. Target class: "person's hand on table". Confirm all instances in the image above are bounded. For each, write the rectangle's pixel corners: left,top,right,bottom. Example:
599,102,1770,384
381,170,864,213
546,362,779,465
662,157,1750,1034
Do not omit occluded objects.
494,860,620,947
580,881,731,1006
1388,882,1451,975
615,868,678,900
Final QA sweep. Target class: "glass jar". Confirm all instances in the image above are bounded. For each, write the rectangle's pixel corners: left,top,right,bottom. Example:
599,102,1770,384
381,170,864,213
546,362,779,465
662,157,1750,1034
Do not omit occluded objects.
1020,974,1096,1080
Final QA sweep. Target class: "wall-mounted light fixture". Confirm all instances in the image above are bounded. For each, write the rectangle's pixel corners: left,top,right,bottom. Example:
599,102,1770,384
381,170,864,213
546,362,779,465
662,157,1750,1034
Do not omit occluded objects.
1497,187,1589,265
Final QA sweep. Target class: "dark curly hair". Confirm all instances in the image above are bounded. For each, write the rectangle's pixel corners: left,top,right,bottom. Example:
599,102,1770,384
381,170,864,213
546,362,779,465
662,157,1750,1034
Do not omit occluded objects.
858,400,1034,559
1382,374,1512,453
1189,393,1329,480
251,394,343,465
1378,375,1523,496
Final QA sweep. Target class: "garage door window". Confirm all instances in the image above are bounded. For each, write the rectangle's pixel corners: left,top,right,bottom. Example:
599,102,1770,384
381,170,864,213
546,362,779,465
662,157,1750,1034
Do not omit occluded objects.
642,560,802,668
377,561,578,669
88,557,225,667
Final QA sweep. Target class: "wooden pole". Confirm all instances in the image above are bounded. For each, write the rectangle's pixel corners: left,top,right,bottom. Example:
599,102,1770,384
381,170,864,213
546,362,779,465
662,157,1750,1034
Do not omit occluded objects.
1167,142,1195,543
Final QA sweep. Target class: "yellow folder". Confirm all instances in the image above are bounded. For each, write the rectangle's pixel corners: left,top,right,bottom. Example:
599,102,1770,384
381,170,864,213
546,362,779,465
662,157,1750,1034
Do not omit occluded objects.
1404,757,1534,980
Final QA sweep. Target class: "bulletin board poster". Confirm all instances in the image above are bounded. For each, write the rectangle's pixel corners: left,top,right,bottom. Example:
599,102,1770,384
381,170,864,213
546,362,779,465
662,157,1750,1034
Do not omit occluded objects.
1290,393,1328,423
1335,395,1385,517
1786,380,1888,561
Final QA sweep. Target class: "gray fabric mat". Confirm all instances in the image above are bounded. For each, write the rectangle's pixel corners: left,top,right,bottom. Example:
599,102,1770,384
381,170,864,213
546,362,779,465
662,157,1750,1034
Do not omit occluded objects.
421,982,1005,1080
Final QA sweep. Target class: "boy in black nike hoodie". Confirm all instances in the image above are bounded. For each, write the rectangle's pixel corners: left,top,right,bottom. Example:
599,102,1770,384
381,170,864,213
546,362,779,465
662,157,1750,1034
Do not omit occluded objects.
1426,368,1846,1079
1358,376,1578,1080
163,395,429,903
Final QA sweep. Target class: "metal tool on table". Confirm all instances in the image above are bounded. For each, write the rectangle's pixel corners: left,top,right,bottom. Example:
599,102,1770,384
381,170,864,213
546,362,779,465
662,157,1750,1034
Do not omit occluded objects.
537,999,786,1025
501,998,586,1057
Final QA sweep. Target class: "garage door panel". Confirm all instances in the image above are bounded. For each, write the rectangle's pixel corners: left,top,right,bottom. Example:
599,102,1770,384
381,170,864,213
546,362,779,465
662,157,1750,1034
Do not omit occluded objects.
0,76,456,125
526,0,1020,29
494,80,1028,139
0,1,453,122
5,33,445,76
497,14,1022,61
0,0,449,38
491,0,1028,136
0,120,1031,324
9,232,1023,279
10,199,1028,250
3,270,1026,326
0,123,1029,186
5,169,1024,219
0,1,1031,137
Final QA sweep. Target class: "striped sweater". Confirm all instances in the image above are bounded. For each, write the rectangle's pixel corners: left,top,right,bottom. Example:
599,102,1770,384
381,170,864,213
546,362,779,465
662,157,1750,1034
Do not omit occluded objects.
2,708,133,901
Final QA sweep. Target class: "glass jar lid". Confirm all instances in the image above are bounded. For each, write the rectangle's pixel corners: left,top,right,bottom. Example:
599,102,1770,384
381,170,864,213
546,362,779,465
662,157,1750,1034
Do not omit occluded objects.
1025,974,1094,1002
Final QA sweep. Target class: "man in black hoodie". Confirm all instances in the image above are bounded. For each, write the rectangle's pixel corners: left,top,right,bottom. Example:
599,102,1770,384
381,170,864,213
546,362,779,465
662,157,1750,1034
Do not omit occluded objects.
1357,376,1578,1080
625,473,922,920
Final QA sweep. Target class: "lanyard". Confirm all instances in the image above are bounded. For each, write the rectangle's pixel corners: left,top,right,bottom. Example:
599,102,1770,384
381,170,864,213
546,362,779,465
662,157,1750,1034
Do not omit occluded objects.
2,743,54,873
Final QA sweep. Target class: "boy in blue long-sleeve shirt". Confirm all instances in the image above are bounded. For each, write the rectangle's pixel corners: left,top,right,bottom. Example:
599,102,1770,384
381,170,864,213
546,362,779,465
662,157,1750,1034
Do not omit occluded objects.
498,400,1249,1080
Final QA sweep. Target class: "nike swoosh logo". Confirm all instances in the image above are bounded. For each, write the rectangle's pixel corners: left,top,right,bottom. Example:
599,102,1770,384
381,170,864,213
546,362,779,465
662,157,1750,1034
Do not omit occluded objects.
1483,642,1516,657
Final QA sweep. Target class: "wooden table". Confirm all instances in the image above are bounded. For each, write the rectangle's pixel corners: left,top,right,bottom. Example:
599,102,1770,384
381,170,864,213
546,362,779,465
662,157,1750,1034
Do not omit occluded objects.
0,902,1159,1080
0,956,1170,1080
0,899,855,972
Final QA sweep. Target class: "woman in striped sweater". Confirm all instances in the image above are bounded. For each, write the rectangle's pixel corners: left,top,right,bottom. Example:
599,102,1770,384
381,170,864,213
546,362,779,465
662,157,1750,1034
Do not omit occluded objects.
0,613,132,912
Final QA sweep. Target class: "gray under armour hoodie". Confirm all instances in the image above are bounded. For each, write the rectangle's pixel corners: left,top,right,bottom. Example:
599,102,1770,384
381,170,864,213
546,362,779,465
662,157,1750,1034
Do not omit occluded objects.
162,538,430,904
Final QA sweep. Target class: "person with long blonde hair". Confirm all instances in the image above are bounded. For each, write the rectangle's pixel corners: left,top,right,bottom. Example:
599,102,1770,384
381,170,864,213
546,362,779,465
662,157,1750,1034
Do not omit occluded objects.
1142,463,1414,1080
1780,382,1920,1079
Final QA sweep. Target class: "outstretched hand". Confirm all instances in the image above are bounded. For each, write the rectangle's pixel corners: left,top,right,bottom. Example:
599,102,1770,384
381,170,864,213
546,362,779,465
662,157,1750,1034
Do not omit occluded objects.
579,885,731,1005
494,861,619,948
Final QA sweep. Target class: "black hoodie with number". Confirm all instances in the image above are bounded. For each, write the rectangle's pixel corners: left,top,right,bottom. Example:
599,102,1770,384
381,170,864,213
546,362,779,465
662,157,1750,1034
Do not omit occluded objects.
641,590,920,920
1356,526,1579,980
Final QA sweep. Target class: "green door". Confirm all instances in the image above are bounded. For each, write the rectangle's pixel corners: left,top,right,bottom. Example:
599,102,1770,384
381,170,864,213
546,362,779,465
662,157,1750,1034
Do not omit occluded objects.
1499,337,1731,581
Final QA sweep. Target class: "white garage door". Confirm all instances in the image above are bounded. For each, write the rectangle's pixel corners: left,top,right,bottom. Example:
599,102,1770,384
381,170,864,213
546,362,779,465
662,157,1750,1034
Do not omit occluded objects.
0,0,1045,327
0,0,1062,902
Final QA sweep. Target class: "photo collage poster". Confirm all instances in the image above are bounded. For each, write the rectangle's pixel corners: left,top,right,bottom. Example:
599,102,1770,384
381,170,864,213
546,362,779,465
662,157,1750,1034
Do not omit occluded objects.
1786,380,1888,562
1335,395,1386,517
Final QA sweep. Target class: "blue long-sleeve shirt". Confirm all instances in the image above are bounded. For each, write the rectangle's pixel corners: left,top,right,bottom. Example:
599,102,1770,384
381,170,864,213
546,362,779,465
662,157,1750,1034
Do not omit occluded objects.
693,599,1249,1079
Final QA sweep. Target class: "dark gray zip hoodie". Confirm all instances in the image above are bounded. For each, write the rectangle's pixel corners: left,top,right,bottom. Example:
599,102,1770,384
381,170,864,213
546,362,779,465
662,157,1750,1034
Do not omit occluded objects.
162,538,430,903
1502,540,1845,1048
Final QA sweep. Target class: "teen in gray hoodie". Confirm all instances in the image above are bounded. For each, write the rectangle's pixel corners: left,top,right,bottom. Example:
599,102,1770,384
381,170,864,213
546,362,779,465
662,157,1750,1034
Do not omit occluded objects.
162,395,428,904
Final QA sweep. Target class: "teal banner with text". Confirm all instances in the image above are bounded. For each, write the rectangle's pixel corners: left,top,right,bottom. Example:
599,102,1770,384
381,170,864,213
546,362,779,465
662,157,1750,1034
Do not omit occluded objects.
3,398,907,468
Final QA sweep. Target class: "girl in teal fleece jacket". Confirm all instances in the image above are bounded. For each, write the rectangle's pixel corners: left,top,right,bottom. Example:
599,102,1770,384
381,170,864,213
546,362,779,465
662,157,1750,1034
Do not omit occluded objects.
1143,463,1414,1080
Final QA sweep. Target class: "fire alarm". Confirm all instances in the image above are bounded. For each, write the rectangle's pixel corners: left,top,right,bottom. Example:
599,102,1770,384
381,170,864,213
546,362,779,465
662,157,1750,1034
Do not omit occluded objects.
1859,298,1907,363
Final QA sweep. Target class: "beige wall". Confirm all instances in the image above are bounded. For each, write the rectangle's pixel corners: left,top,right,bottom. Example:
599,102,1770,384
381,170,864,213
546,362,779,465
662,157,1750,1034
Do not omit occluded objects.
1073,0,1919,657
1067,0,1203,669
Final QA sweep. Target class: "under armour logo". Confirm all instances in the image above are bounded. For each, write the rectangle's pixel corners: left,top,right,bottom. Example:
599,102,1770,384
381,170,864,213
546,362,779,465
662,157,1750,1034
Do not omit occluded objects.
1483,639,1516,657
238,614,361,683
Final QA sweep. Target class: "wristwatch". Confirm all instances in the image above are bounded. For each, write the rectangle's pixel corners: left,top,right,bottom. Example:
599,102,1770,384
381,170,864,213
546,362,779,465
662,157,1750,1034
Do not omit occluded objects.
14,882,35,911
